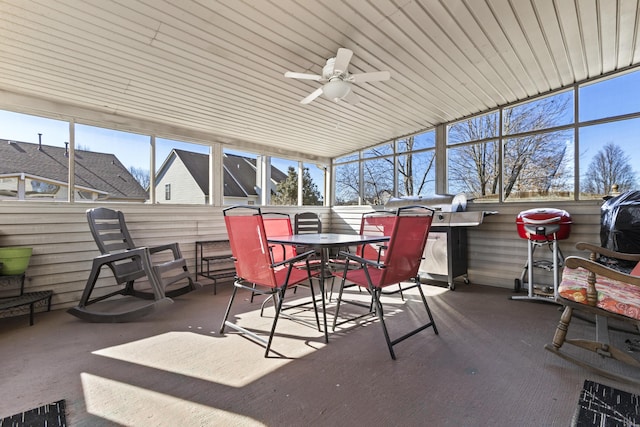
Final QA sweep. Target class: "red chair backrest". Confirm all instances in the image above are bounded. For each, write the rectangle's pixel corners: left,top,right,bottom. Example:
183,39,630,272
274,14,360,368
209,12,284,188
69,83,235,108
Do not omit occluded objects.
358,212,395,261
263,214,296,262
224,213,278,288
377,213,433,287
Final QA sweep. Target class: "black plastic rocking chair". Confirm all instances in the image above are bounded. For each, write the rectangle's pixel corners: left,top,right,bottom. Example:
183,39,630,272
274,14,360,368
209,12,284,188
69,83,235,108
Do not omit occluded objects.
67,207,200,322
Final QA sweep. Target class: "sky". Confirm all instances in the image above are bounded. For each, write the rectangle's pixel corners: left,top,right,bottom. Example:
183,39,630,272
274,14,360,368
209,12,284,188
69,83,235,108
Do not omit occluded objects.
1,68,639,192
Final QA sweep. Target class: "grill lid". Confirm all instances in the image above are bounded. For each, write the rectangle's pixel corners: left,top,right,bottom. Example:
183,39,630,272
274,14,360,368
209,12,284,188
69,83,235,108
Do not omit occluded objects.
516,208,572,240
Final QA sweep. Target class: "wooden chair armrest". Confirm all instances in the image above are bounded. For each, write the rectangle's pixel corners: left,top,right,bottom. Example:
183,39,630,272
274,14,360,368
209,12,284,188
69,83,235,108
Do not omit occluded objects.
575,242,640,262
565,256,640,287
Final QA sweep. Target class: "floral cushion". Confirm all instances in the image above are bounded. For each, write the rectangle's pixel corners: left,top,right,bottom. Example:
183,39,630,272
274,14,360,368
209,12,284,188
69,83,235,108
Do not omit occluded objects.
559,266,640,321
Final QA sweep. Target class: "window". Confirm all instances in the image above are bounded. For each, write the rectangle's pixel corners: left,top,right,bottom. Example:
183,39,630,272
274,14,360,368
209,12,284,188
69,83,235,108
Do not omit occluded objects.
362,156,394,204
398,132,435,151
334,130,437,205
302,163,325,206
363,142,393,158
448,140,499,199
0,177,18,200
448,111,499,145
0,111,69,201
444,74,640,202
577,70,640,199
503,91,573,134
334,161,360,205
271,157,299,205
223,149,259,205
580,71,640,122
76,124,150,202
165,184,171,200
25,178,61,200
502,131,573,201
579,118,640,198
155,138,209,205
397,132,436,197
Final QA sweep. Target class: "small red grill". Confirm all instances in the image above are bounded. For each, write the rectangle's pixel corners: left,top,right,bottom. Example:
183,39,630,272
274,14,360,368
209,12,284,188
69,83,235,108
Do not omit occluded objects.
513,208,572,302
516,208,572,241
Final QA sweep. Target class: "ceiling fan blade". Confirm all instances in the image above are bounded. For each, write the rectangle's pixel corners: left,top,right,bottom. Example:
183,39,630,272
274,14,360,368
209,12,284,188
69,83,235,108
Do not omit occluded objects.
332,48,353,74
300,87,323,104
350,71,391,83
342,90,360,105
284,71,323,81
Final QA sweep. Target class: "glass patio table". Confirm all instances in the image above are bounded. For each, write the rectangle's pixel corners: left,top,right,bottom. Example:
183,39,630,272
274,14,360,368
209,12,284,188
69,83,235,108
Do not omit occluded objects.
267,233,390,343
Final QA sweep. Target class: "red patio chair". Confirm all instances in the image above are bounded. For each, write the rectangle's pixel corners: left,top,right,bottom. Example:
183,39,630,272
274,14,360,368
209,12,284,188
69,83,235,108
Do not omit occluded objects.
328,210,397,301
220,205,320,357
263,212,297,263
357,210,396,262
331,205,438,359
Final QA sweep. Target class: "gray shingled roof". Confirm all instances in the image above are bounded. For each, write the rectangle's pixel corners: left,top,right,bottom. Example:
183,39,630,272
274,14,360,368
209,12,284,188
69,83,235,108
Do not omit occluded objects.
169,149,287,197
0,140,148,200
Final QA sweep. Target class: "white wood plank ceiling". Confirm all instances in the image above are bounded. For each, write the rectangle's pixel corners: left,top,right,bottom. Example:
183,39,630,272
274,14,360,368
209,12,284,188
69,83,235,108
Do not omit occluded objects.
0,0,639,163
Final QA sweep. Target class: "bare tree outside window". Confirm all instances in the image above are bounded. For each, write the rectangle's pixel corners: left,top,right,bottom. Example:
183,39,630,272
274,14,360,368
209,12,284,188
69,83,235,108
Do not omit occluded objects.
582,142,637,195
362,157,394,204
335,135,436,205
129,166,150,189
335,162,360,205
448,92,573,200
397,136,436,197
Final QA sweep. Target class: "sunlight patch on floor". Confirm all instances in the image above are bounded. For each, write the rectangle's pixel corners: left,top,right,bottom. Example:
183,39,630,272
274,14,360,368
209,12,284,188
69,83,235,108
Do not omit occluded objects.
93,306,326,387
81,372,265,426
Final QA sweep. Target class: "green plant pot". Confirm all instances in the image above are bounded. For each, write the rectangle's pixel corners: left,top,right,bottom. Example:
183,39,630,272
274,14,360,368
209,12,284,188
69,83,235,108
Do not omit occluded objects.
0,247,33,275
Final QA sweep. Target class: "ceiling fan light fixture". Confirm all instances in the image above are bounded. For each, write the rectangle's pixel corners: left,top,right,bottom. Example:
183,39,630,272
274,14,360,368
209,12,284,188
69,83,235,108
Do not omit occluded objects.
322,79,351,102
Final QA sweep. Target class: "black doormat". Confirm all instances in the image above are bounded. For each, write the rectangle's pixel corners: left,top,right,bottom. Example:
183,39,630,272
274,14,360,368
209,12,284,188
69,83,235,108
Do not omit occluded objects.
573,380,640,426
0,400,66,427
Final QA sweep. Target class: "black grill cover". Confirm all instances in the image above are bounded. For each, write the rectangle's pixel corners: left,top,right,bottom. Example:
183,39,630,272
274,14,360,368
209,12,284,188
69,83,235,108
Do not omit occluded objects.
601,190,640,253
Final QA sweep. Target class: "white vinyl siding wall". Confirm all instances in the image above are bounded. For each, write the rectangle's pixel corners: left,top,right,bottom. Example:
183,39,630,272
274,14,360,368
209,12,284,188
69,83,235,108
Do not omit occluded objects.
0,201,601,317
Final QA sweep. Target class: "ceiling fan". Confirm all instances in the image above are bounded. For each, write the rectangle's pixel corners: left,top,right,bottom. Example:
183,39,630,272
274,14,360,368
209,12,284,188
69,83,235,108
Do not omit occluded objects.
284,48,391,105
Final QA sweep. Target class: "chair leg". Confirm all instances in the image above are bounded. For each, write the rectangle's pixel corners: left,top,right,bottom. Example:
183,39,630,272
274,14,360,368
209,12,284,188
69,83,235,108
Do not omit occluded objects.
265,287,286,357
308,278,321,332
417,285,438,335
331,276,348,331
549,305,572,350
377,284,439,360
220,285,239,334
371,288,396,360
250,283,258,303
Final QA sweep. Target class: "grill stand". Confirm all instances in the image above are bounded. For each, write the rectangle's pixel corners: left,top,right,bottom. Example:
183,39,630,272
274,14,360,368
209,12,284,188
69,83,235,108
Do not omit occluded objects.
511,233,564,303
418,226,469,291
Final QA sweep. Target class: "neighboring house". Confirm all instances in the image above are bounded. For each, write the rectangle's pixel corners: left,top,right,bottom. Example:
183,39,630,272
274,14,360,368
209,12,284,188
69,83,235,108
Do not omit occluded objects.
0,139,148,202
154,149,287,204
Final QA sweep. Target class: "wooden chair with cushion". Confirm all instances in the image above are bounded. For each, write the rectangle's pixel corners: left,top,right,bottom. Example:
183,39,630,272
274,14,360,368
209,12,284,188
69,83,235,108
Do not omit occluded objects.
545,242,640,385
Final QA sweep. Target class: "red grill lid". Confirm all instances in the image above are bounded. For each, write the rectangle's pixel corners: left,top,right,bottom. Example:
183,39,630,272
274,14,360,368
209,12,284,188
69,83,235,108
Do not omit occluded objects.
516,208,572,240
